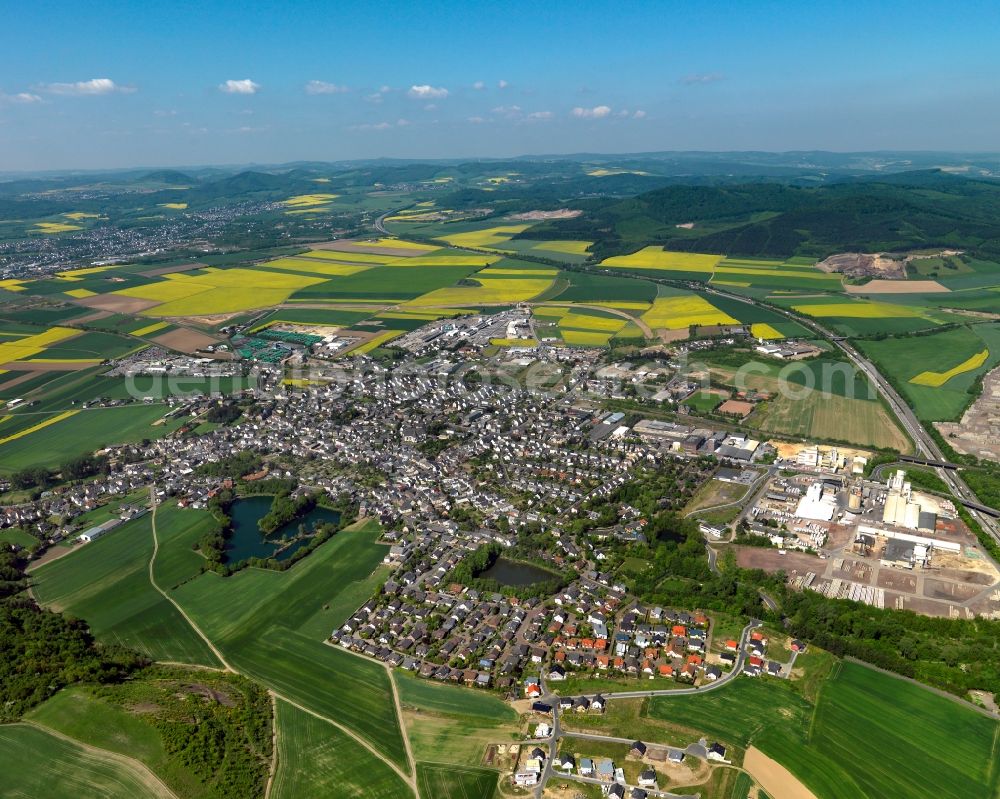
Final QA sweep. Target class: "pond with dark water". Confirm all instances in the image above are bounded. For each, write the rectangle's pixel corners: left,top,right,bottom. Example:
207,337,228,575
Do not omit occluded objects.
226,495,340,562
479,557,559,587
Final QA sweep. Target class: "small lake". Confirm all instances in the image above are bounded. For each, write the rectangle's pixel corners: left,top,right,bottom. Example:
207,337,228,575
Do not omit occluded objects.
479,557,558,587
226,495,340,563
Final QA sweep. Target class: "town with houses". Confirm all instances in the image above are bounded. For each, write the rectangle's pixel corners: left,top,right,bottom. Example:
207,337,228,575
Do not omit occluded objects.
4,307,999,797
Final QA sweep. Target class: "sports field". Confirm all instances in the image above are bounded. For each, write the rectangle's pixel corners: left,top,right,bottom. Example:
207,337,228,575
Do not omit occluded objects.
0,723,175,799
271,700,411,799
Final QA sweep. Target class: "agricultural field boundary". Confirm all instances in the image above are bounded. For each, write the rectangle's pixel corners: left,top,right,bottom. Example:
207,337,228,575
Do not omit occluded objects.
12,720,179,799
145,489,418,796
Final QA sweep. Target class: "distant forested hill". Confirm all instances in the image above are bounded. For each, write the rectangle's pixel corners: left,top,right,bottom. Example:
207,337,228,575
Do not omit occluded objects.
523,170,1000,260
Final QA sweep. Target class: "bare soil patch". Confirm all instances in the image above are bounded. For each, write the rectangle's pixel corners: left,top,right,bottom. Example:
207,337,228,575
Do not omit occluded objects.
1,360,95,372
151,328,220,354
733,546,822,574
78,294,159,314
69,309,114,324
743,746,817,799
923,579,982,602
846,279,949,294
0,371,48,392
876,569,917,593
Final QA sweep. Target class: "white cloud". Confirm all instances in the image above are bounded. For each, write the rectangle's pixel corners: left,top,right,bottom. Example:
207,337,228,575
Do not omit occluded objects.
352,118,410,132
491,105,522,117
1,92,43,104
424,103,437,111
467,116,485,124
472,81,486,91
153,109,177,117
219,79,260,95
571,105,612,119
42,78,132,96
633,109,647,119
305,80,349,95
408,84,448,99
498,79,509,89
527,111,553,121
681,72,724,85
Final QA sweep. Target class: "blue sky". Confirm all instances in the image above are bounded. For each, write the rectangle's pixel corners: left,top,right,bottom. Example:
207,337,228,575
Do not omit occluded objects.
2,0,999,170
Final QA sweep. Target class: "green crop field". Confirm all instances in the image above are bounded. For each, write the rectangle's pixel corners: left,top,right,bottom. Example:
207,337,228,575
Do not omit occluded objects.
31,511,222,666
0,403,186,473
395,670,518,723
417,763,498,799
0,723,175,799
809,662,1000,799
271,700,411,799
649,661,1000,799
857,323,1000,421
170,520,409,769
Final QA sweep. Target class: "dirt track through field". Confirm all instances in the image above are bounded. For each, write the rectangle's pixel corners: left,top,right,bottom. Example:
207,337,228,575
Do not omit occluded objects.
16,721,179,799
146,490,418,796
743,746,817,799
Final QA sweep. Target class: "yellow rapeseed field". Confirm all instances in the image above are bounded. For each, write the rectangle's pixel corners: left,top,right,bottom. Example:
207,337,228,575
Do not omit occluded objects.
0,327,80,365
437,225,532,248
490,338,539,347
477,268,559,276
63,212,102,220
116,268,325,317
0,280,28,292
791,301,923,318
283,193,340,207
910,349,989,387
130,321,170,337
751,323,785,340
64,288,97,298
559,311,627,332
407,277,554,306
33,222,82,234
349,330,405,355
56,265,120,281
387,254,500,267
641,295,740,329
601,248,721,272
295,250,396,264
159,202,188,210
260,258,370,277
